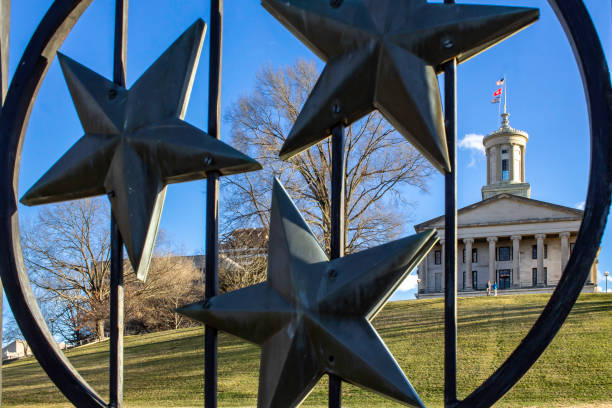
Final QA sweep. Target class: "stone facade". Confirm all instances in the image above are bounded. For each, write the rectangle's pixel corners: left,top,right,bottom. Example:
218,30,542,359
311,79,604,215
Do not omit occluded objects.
482,113,530,199
414,115,599,297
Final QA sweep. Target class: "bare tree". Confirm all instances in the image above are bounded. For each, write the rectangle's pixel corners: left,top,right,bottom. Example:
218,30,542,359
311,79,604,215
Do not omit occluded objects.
223,60,433,254
123,254,202,332
22,198,110,341
21,199,204,342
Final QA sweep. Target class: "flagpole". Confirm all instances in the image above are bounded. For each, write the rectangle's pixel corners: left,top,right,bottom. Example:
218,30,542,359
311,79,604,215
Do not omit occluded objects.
504,74,507,115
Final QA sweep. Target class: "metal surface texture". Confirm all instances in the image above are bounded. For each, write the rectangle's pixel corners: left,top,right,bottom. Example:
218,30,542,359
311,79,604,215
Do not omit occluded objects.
20,19,262,281
0,1,608,407
262,0,539,172
179,179,438,408
329,123,346,407
109,0,128,406
443,56,457,407
109,215,124,408
205,1,223,407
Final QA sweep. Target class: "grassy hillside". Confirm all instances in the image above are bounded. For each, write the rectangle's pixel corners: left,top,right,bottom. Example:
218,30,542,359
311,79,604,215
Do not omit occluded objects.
3,294,611,407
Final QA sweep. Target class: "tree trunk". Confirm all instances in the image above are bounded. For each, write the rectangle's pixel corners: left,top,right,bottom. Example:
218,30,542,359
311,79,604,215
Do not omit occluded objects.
96,319,105,340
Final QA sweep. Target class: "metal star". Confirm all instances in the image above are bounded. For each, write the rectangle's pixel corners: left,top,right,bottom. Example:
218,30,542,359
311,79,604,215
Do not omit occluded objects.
263,0,539,171
178,178,437,407
20,20,262,281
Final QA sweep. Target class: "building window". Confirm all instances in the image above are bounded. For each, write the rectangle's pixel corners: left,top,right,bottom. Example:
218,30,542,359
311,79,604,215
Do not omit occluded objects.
502,159,509,180
501,149,508,154
462,248,466,263
472,271,478,289
472,248,478,263
544,267,548,286
532,268,538,286
462,271,466,290
570,242,575,254
434,250,441,265
532,244,548,259
498,269,511,289
497,246,511,261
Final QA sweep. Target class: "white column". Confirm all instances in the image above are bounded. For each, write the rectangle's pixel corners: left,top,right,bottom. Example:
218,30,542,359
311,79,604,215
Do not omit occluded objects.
535,233,546,286
417,262,423,293
440,239,445,291
423,255,429,291
591,256,599,286
511,235,522,288
487,237,497,284
560,232,570,271
521,145,526,182
490,146,497,183
463,238,474,291
509,143,514,181
486,148,491,184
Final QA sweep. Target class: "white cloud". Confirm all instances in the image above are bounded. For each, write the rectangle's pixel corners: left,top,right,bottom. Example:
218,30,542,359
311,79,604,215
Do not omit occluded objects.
575,201,586,210
398,271,418,292
458,133,485,155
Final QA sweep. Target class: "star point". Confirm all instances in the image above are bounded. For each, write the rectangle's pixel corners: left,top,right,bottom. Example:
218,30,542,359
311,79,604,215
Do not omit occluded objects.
264,0,539,172
21,20,262,281
179,178,437,407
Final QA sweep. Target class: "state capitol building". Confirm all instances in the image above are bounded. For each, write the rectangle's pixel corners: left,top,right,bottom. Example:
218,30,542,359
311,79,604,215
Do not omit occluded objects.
415,113,599,297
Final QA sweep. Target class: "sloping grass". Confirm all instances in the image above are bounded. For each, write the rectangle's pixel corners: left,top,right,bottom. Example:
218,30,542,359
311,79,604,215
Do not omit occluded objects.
3,294,611,407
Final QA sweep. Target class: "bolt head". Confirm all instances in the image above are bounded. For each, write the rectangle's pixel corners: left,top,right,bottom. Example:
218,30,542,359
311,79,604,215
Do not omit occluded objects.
331,102,342,115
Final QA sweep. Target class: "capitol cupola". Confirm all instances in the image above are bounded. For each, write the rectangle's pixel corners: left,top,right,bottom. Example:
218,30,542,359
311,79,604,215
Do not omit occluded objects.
481,112,531,200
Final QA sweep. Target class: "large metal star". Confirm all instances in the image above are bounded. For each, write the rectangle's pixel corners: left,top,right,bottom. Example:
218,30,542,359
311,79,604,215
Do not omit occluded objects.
263,0,539,171
179,178,437,407
20,20,262,281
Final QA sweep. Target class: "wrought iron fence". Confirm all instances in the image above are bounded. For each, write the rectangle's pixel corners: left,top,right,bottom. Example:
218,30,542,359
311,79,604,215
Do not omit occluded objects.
0,1,610,408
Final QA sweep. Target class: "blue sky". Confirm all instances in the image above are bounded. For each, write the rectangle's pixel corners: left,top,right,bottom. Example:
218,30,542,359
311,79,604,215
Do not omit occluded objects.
6,0,612,316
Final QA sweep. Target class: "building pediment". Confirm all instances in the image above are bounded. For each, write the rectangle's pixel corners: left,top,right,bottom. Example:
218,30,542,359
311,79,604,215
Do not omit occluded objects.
415,194,582,231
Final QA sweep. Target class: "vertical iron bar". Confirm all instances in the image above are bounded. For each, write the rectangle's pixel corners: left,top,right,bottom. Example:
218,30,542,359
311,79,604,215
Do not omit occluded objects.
110,1,127,407
443,57,458,407
205,1,223,407
329,123,345,408
0,0,9,403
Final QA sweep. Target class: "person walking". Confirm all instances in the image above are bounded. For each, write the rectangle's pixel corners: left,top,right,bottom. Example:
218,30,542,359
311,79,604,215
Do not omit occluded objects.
493,281,498,296
487,280,491,296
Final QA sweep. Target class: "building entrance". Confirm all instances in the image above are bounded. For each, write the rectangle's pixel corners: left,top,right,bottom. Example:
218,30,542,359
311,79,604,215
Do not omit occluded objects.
498,269,511,289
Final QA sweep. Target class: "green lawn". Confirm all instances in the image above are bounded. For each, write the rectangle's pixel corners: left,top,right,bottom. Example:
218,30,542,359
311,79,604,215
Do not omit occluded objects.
3,294,611,407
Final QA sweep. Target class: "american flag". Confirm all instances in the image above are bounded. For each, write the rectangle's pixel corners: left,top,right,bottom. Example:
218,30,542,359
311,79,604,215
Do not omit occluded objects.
491,96,501,104
496,77,505,86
